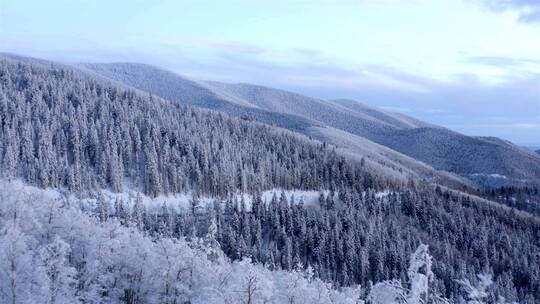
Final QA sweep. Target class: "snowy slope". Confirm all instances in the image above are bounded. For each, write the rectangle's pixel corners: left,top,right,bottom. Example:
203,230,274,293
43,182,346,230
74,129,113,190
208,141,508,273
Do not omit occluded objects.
307,126,471,189
80,62,540,186
328,98,436,129
374,128,540,184
202,82,540,186
79,62,471,188
78,62,317,132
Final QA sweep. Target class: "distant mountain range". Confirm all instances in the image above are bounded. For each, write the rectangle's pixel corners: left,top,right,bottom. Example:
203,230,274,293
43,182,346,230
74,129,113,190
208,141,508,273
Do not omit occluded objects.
79,61,540,188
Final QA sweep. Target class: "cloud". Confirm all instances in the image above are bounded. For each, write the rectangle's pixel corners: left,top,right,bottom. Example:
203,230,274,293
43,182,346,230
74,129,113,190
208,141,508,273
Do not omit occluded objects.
206,41,266,55
511,123,540,129
450,122,539,130
475,0,540,23
465,55,540,68
519,8,540,22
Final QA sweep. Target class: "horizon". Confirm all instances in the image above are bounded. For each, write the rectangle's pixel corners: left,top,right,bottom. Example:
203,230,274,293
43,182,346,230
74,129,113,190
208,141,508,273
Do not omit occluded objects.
1,0,539,144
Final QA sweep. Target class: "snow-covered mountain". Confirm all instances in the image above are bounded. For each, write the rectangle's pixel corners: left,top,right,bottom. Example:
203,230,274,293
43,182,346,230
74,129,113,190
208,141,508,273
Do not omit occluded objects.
75,62,468,188
78,62,315,132
201,82,540,186
2,53,540,303
80,62,540,187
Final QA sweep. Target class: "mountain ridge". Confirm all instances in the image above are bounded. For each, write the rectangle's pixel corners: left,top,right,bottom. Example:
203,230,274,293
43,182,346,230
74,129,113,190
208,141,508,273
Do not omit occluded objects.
77,61,540,187
4,53,535,188
73,61,474,188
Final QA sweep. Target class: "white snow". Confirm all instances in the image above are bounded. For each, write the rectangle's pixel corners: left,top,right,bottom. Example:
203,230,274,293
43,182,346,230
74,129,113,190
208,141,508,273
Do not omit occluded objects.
471,173,508,179
21,184,329,214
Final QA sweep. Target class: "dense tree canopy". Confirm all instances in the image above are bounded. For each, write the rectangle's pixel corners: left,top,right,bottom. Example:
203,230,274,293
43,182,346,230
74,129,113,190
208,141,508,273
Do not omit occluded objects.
1,57,539,303
0,58,394,197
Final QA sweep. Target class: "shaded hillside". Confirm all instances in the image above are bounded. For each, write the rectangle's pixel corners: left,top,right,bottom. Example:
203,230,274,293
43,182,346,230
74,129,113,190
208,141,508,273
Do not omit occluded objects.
76,61,540,188
79,62,315,132
204,82,418,138
80,61,540,186
202,82,540,186
79,62,471,188
374,128,540,184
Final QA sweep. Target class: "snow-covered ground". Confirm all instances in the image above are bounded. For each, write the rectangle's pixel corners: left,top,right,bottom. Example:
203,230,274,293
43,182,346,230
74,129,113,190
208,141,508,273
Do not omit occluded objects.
99,188,326,213
470,173,508,179
3,180,327,214
4,180,398,216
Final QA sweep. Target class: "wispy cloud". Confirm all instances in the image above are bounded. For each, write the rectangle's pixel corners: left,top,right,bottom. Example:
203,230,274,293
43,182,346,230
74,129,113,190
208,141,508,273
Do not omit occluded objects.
475,0,540,23
465,55,540,68
520,8,540,23
511,123,540,129
136,34,269,56
450,122,539,129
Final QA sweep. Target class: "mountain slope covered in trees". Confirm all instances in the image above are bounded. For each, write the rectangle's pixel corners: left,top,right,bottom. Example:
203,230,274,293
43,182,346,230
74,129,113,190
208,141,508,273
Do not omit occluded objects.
1,54,540,303
77,61,472,190
203,82,540,187
80,61,540,187
79,62,316,132
0,55,403,197
1,178,537,303
0,180,367,304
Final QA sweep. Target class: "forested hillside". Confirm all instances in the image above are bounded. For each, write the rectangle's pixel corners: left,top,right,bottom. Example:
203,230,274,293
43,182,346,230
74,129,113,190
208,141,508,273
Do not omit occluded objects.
203,82,540,187
0,57,394,197
103,184,539,303
1,55,540,303
1,180,534,303
78,61,472,190
80,61,540,187
79,62,316,131
0,181,365,304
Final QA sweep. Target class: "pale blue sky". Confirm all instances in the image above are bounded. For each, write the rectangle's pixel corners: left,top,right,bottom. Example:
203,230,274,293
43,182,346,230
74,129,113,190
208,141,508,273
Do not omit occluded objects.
1,0,539,144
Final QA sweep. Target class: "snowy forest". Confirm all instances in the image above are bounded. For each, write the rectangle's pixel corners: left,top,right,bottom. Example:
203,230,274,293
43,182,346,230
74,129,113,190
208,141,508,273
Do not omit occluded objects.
0,181,523,304
1,57,539,303
0,58,390,197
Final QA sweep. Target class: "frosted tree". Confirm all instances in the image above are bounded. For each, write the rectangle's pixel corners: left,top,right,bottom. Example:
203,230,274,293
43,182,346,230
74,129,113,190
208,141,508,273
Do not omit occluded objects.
367,244,447,304
131,192,146,231
368,279,407,304
224,259,272,304
0,223,46,304
96,192,109,223
144,142,161,197
407,244,434,304
2,140,17,180
203,217,223,262
39,237,78,304
154,238,191,304
457,274,514,304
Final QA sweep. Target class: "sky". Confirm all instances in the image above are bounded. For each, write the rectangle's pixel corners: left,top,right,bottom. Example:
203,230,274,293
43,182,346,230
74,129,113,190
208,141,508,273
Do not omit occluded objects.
1,0,539,145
